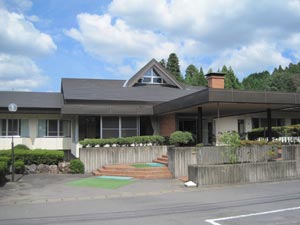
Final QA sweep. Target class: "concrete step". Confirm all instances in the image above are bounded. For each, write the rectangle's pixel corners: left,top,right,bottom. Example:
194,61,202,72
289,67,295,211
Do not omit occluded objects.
93,163,172,179
152,159,168,166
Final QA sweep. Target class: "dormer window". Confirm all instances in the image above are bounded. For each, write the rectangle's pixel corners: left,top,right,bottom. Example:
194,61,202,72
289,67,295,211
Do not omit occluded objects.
139,68,166,84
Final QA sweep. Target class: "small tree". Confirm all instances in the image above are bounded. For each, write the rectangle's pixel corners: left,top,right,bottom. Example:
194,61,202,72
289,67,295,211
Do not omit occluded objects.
218,131,241,163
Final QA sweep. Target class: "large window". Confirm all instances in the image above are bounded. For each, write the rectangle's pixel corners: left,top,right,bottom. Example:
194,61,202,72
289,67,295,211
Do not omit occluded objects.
252,118,285,129
138,68,166,84
0,119,29,137
101,117,138,138
291,119,300,125
102,117,119,139
38,120,71,137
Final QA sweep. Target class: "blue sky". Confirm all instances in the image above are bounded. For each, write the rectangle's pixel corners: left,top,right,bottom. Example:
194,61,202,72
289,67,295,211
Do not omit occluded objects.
0,0,300,92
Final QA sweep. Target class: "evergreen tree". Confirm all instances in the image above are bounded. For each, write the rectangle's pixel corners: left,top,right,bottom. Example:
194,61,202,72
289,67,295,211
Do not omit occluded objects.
184,64,198,85
166,53,183,82
222,66,242,89
159,59,166,68
242,71,271,91
192,67,207,86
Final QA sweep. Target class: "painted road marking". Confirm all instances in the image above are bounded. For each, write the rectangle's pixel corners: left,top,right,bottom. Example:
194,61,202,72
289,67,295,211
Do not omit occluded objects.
205,206,300,225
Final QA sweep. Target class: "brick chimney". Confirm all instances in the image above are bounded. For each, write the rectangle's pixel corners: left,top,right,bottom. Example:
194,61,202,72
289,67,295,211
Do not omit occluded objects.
206,72,225,89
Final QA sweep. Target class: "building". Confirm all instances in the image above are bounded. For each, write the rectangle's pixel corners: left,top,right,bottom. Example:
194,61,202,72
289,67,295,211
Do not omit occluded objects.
1,59,300,157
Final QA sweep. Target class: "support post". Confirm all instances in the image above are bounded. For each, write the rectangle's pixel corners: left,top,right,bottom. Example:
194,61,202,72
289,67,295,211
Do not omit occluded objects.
197,107,203,144
267,108,272,142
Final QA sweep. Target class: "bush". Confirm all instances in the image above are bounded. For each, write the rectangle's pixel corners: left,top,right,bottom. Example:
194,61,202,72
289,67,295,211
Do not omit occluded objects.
218,131,241,164
169,131,194,146
70,159,84,174
0,156,11,166
79,135,165,148
14,144,30,150
247,124,300,140
0,149,64,165
14,160,25,174
0,161,8,184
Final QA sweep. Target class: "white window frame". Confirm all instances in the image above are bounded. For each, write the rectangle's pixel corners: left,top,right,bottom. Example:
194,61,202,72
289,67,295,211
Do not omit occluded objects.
141,68,165,84
42,120,71,138
0,119,20,137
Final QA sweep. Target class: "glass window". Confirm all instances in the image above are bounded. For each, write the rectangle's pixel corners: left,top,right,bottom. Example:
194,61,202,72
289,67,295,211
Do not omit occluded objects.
38,120,46,137
291,119,300,125
20,119,29,137
48,120,58,136
60,120,71,137
102,117,119,138
1,119,20,136
121,117,137,137
140,68,166,84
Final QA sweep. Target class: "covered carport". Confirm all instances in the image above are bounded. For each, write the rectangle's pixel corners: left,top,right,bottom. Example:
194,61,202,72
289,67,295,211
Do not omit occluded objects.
154,88,300,143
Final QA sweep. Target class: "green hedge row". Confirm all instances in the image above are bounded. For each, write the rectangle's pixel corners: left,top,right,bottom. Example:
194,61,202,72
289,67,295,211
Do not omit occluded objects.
0,150,64,165
248,125,300,140
80,135,165,148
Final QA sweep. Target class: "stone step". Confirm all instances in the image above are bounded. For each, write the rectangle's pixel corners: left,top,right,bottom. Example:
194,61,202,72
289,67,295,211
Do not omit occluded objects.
97,172,172,179
98,169,170,176
156,157,168,162
161,155,168,159
152,159,168,166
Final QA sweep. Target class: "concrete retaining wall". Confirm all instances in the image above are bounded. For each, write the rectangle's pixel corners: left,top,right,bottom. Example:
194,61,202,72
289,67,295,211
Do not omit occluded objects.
80,146,167,173
189,160,299,186
168,147,197,178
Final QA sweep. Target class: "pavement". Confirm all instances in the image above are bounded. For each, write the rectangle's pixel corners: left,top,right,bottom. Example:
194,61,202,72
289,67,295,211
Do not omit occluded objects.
0,174,189,205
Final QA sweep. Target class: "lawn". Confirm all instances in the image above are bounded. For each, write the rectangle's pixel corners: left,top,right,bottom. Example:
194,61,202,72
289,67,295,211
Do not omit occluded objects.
67,177,134,189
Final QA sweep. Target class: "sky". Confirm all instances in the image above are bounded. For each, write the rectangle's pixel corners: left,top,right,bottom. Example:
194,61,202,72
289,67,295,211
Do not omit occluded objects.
0,0,300,92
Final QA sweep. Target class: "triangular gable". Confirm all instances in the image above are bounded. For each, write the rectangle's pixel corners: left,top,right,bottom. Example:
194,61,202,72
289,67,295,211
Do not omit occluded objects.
124,59,184,89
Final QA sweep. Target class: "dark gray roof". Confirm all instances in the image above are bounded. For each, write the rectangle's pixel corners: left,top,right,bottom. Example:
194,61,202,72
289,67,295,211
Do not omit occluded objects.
62,78,205,103
0,91,63,109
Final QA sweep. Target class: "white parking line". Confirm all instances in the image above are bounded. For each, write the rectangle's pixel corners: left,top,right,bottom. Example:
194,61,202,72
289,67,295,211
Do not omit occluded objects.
205,206,300,225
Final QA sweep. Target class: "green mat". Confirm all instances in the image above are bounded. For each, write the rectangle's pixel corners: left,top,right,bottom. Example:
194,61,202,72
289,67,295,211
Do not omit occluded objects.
131,163,153,168
67,177,134,189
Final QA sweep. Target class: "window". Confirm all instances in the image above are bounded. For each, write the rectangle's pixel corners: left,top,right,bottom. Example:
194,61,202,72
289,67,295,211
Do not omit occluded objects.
121,117,137,137
101,117,138,138
252,118,285,129
238,120,245,136
139,68,166,84
38,120,71,137
0,119,29,137
102,117,119,138
291,119,300,125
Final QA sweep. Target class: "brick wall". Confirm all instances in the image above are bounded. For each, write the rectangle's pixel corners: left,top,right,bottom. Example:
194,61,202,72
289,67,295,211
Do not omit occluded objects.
159,114,176,136
207,76,224,89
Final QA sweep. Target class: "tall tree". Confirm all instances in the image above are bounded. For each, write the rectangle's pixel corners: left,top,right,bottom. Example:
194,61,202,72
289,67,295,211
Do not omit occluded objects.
192,67,207,86
166,53,183,82
222,66,242,89
242,71,271,91
159,59,166,68
184,64,198,85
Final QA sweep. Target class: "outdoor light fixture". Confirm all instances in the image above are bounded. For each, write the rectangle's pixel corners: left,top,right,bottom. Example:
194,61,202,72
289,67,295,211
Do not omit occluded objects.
8,103,18,182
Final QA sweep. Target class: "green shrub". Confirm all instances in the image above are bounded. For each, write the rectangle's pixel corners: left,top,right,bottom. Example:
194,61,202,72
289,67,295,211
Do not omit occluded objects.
14,144,30,150
70,159,84,174
0,149,64,165
0,156,11,166
169,131,194,146
0,161,8,185
79,135,165,148
218,131,241,164
247,124,300,140
14,160,25,174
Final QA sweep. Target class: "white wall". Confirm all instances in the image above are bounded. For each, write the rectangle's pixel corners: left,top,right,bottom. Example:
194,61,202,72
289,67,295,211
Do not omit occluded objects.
0,113,73,151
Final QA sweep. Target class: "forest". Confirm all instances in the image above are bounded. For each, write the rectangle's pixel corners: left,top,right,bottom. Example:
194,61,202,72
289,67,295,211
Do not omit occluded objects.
161,53,300,92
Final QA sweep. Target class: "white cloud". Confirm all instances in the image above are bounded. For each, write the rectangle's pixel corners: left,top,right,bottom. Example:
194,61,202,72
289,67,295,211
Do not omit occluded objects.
66,13,176,63
0,54,48,91
0,9,57,57
209,42,291,78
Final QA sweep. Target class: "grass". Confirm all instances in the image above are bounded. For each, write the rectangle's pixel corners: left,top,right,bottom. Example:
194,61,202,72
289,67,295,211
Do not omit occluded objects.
67,177,134,189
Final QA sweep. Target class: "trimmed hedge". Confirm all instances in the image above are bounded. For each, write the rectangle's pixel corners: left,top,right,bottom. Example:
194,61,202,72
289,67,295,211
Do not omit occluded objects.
14,144,30,150
0,150,64,165
0,161,8,184
14,160,25,174
169,131,194,146
70,159,84,174
79,135,165,148
248,125,300,140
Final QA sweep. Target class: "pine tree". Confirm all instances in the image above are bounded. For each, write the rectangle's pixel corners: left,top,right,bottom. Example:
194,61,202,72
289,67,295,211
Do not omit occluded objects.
159,59,166,68
222,66,242,89
185,64,198,85
166,53,183,82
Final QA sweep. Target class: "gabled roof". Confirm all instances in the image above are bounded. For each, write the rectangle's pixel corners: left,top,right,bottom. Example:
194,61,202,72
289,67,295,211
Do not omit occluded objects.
124,59,184,89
